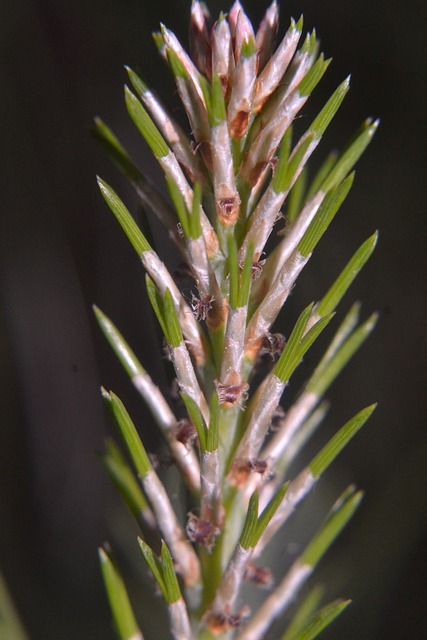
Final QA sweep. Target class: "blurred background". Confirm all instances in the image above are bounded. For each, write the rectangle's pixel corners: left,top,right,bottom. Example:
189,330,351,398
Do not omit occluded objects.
0,0,426,638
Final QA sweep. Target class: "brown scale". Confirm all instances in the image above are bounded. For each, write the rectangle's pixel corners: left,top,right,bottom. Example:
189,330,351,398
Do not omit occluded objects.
260,332,287,361
205,606,251,636
148,451,174,471
251,258,266,280
186,512,220,551
244,562,274,589
229,456,269,487
217,195,240,227
229,110,250,140
176,221,185,239
269,404,286,432
174,419,197,448
215,378,249,407
190,293,215,321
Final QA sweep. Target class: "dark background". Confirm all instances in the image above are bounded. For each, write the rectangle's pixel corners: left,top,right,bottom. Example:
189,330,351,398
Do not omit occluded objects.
1,0,426,638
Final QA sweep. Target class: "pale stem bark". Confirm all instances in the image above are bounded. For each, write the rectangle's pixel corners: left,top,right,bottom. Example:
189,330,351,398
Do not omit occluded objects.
160,152,219,258
245,251,309,358
132,372,201,492
190,0,210,74
174,73,211,145
245,189,323,269
161,25,206,103
255,1,279,71
207,544,253,622
220,306,247,386
140,87,201,181
168,598,194,640
130,176,185,254
261,390,319,470
211,121,240,227
142,470,200,586
240,188,287,261
240,92,306,186
262,392,319,468
254,468,316,559
227,53,257,140
211,17,233,91
237,559,312,640
142,249,205,366
253,22,302,113
250,191,324,294
232,374,285,464
187,235,211,296
200,449,222,525
172,342,210,424
259,402,328,507
136,503,157,531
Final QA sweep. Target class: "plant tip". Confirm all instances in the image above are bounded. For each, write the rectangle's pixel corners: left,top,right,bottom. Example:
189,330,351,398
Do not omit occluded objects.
93,3,380,636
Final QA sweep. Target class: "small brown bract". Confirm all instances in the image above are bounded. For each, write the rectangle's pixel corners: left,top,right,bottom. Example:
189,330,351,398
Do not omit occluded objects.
219,197,236,216
190,293,215,321
186,512,220,551
229,110,250,140
174,419,197,448
176,222,185,239
206,606,251,635
161,336,174,361
215,379,249,407
248,458,268,475
216,192,241,226
148,451,174,471
251,258,266,280
269,404,286,431
229,457,269,487
259,332,287,361
244,562,274,589
238,255,266,280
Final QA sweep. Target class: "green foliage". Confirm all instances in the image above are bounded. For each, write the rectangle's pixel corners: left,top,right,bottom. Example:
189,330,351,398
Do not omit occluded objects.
309,404,377,478
275,133,316,195
102,389,152,477
283,598,351,640
94,305,144,378
138,539,182,604
125,85,169,158
316,232,378,316
250,482,289,548
101,439,150,521
274,305,334,383
281,586,324,640
181,393,208,451
97,178,152,256
146,278,182,347
298,55,331,97
298,173,354,257
99,548,142,640
301,487,363,567
0,573,28,640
